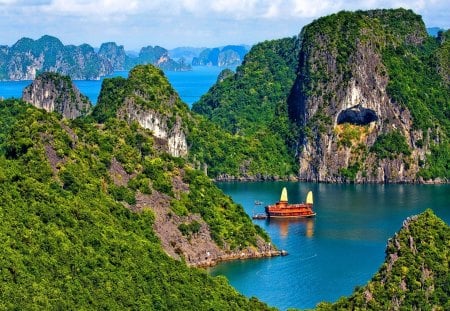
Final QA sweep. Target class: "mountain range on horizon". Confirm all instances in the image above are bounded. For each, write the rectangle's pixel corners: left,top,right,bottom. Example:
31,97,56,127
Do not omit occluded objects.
0,35,250,81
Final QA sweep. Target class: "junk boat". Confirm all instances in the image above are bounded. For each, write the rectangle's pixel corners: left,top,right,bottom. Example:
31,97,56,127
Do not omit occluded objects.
265,187,316,218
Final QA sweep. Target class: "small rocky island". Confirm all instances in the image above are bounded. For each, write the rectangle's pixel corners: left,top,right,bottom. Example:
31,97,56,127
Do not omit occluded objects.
22,72,91,119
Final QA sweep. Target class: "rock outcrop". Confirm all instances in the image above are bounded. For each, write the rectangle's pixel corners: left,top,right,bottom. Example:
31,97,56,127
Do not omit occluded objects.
288,9,442,183
22,72,91,119
98,42,127,71
95,65,189,157
118,98,188,157
125,45,191,72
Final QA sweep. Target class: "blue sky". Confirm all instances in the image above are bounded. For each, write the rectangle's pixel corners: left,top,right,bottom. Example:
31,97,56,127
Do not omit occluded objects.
0,0,448,50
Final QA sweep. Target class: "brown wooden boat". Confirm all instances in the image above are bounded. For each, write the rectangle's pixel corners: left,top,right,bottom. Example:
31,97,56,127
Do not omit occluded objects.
265,187,316,218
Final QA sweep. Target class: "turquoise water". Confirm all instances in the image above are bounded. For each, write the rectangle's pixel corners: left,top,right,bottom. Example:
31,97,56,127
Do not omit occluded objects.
211,182,450,310
0,66,226,106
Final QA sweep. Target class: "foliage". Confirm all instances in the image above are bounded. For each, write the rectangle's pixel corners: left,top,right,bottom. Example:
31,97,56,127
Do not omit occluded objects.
339,162,361,181
418,143,450,180
382,38,450,133
178,220,201,237
370,130,411,159
93,65,188,122
0,98,274,310
315,209,450,310
94,64,297,179
191,38,300,177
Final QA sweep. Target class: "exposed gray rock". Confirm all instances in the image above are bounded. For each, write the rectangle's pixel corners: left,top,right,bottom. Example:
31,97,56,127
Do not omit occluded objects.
288,10,430,183
22,72,91,119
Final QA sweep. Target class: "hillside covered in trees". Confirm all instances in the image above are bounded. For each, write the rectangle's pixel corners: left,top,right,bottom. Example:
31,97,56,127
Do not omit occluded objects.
0,94,275,309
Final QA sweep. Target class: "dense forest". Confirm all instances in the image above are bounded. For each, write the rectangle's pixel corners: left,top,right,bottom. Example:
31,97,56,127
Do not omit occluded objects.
0,97,274,310
192,38,300,178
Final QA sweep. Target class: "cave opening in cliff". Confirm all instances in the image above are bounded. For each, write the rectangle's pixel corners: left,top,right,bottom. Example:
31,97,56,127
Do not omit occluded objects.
337,105,378,125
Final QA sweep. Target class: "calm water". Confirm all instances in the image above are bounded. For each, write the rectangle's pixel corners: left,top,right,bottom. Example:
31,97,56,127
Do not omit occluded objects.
0,66,226,106
211,182,450,310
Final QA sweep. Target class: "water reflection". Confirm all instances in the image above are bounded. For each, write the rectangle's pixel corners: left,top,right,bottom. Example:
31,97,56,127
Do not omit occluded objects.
268,218,315,238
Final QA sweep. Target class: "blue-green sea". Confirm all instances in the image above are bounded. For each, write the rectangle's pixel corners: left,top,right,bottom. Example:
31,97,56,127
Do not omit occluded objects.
211,182,450,310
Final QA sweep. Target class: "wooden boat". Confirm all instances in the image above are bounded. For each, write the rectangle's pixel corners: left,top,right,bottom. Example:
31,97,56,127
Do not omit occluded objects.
265,187,316,218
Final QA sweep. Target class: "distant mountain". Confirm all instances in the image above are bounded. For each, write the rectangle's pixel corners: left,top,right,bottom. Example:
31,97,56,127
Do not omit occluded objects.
98,42,127,71
168,47,205,63
0,36,190,80
125,45,191,72
192,45,249,66
0,35,108,80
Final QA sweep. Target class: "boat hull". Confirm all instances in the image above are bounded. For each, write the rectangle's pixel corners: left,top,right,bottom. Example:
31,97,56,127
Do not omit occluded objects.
268,213,316,219
265,203,315,219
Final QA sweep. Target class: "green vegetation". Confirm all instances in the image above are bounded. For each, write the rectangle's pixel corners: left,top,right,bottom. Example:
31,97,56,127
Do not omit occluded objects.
419,143,450,180
295,9,449,180
0,98,273,310
381,28,450,179
192,38,300,178
95,64,297,179
382,37,450,133
370,130,411,159
316,209,450,310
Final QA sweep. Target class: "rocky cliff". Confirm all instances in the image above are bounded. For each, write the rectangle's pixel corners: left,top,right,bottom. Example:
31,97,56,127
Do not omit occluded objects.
288,9,449,183
22,72,91,119
94,65,189,157
0,35,110,80
98,42,127,71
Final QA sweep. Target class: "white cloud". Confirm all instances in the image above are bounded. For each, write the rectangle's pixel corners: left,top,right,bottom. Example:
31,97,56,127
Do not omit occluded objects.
0,0,448,49
40,0,140,17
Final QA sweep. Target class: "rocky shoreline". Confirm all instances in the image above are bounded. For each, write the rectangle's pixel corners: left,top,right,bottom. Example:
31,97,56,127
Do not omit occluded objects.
213,174,448,184
192,247,287,268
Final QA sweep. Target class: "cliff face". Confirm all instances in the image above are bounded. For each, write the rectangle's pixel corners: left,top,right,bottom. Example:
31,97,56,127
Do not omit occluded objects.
95,65,189,157
1,35,110,80
22,72,91,119
118,98,188,157
288,9,444,183
98,42,127,71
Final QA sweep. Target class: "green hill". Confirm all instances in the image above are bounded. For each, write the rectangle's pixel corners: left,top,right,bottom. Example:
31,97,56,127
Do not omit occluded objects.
0,74,274,309
315,209,450,310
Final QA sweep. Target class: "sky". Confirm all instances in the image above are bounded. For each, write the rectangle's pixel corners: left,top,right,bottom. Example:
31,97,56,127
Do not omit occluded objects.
0,0,448,50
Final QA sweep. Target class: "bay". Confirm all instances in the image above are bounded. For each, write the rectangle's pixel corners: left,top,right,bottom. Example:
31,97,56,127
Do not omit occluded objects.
0,66,226,106
210,182,450,310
